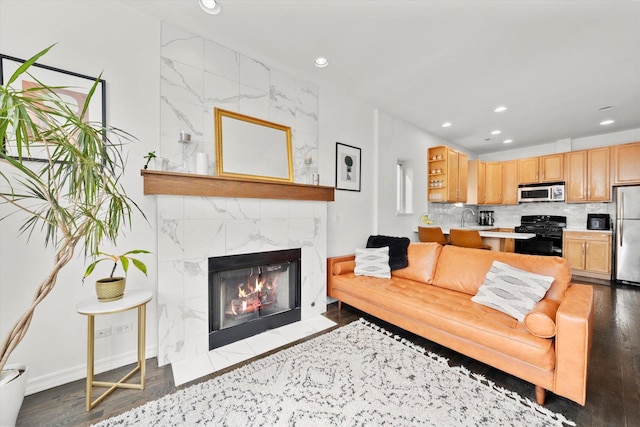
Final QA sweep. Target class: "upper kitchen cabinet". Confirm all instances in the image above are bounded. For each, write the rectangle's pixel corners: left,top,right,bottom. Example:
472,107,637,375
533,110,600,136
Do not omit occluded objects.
613,141,640,185
467,160,486,205
518,154,564,184
484,162,503,204
565,147,610,203
427,146,467,203
501,160,519,204
468,160,516,205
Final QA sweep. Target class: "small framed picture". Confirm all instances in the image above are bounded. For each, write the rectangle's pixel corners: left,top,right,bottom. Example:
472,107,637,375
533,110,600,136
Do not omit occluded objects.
0,53,106,162
335,142,361,192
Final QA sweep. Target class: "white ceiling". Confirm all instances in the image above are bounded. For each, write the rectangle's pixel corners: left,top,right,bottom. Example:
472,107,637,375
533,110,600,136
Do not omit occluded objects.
126,0,640,155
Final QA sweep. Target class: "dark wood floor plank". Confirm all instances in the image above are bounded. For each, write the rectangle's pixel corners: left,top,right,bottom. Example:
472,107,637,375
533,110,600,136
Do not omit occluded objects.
16,281,639,427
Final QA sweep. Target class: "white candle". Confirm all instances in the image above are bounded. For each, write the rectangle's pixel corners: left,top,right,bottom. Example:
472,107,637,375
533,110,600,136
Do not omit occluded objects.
196,153,208,174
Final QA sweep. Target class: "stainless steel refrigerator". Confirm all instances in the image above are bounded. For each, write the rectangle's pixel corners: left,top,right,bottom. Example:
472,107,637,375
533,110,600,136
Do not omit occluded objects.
615,186,640,284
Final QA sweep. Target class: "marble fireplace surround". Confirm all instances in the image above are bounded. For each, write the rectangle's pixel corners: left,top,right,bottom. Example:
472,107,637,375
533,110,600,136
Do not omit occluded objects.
152,174,334,368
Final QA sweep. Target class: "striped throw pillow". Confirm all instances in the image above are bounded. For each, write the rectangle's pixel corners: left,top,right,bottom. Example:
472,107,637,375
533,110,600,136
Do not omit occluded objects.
471,261,554,322
354,247,391,279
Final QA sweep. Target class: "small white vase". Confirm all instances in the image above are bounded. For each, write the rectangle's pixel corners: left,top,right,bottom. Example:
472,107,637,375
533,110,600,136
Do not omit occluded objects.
152,157,169,171
0,363,28,427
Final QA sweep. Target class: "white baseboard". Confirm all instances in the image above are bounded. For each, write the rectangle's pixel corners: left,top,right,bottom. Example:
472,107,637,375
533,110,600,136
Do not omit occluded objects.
25,345,158,396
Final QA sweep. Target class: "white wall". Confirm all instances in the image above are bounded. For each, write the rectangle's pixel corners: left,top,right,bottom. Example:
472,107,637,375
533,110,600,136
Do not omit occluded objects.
480,128,640,161
320,85,378,257
0,0,160,394
376,111,466,239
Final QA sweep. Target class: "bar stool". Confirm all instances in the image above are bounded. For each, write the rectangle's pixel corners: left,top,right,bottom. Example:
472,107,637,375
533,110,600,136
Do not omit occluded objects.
418,227,448,245
449,229,491,250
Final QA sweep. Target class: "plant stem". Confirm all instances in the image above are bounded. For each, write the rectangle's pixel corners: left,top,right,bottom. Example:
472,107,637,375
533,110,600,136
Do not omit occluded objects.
0,240,76,371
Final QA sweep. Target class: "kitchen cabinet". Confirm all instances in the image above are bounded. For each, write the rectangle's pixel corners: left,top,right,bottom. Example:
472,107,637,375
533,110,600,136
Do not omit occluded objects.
501,160,519,205
484,162,503,204
565,147,610,202
563,231,611,280
428,146,467,203
518,154,564,184
612,141,640,185
468,160,516,206
467,160,486,205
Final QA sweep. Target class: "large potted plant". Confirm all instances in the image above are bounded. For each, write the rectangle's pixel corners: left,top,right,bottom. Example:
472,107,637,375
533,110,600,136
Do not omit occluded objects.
0,46,145,425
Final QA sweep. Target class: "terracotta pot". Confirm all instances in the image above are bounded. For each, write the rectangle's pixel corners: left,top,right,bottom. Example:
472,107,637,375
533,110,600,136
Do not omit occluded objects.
0,364,28,427
95,277,126,302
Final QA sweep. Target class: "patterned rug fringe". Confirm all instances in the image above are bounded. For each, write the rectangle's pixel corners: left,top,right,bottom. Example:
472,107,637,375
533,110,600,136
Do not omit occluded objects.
358,318,576,427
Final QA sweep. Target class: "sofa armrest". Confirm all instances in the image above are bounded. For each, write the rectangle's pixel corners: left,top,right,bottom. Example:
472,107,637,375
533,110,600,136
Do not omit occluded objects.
554,283,594,406
327,255,355,297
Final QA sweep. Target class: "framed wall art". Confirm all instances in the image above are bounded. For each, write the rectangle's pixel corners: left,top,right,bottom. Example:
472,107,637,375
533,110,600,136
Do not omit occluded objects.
335,142,361,192
0,53,106,162
214,108,293,182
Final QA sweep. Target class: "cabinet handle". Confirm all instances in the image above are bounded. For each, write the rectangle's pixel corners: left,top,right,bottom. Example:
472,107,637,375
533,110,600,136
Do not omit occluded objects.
585,242,589,255
582,242,585,255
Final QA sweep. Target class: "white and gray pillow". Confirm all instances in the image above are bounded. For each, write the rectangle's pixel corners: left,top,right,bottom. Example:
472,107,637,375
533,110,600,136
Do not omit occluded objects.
354,246,391,279
471,261,554,322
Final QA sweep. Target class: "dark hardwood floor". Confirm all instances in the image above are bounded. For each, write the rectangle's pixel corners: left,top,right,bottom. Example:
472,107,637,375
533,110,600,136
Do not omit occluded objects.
17,279,639,426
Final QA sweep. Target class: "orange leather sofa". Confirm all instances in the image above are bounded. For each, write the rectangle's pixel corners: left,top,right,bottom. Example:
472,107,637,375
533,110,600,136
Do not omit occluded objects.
327,242,594,406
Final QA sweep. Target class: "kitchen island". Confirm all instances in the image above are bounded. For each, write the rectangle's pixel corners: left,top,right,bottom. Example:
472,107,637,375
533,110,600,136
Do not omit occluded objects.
415,226,536,252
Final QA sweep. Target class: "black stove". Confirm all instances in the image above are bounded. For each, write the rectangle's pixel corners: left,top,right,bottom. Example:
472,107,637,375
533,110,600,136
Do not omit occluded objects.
514,215,567,256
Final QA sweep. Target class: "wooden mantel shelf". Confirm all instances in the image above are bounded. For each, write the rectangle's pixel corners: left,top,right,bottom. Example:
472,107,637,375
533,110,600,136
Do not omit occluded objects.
141,170,335,202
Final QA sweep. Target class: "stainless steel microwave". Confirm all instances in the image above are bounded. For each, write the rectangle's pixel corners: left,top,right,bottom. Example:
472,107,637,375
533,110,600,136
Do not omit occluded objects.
518,182,565,203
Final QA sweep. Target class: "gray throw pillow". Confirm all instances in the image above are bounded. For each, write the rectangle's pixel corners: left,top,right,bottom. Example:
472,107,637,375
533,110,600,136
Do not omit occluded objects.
471,261,554,322
354,247,391,279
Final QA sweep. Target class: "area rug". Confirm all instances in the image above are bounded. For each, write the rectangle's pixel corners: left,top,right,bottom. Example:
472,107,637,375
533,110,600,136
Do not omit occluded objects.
93,318,574,426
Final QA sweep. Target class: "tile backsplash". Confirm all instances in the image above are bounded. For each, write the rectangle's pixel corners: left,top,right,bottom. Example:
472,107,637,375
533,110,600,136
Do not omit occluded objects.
428,201,616,229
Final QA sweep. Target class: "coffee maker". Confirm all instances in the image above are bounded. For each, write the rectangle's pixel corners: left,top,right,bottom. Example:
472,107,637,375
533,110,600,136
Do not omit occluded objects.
479,211,487,226
479,211,495,226
486,211,494,226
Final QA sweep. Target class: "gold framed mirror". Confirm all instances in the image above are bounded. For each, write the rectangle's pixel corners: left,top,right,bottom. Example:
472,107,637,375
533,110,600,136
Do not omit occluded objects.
215,108,293,182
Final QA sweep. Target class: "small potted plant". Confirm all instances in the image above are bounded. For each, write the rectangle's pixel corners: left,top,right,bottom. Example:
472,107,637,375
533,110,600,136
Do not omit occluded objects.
143,151,156,169
83,250,150,301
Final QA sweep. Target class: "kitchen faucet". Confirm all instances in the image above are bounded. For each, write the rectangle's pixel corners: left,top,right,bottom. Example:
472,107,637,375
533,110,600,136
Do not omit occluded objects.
460,208,476,227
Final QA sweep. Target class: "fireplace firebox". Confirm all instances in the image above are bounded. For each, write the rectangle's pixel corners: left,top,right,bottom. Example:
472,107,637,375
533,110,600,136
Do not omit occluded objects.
208,248,301,350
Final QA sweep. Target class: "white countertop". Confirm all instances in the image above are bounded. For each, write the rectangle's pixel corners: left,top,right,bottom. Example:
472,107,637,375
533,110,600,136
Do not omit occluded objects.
415,226,535,240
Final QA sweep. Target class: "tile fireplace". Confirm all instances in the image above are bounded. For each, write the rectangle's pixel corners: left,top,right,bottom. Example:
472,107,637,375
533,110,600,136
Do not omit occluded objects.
208,248,301,349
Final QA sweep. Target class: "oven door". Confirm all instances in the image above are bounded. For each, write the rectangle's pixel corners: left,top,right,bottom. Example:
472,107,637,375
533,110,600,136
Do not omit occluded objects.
515,236,562,256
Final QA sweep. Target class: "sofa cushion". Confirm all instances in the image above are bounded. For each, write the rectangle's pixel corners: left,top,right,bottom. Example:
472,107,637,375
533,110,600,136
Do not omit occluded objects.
471,261,554,322
332,260,355,275
366,235,410,270
432,245,571,301
330,273,555,371
354,247,391,278
392,242,442,284
524,298,560,338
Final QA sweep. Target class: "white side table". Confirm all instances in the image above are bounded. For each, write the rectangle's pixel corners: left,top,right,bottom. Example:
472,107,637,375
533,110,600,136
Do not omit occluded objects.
76,289,153,411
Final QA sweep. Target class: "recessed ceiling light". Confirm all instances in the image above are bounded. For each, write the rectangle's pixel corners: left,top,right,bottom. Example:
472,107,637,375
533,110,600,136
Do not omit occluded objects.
441,122,452,128
314,57,329,68
491,130,502,135
494,105,507,113
199,0,221,14
600,119,615,126
598,105,613,111
503,139,513,144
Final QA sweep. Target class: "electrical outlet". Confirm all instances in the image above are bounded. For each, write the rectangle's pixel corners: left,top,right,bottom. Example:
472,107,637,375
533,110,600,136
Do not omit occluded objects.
112,322,133,335
96,327,111,338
